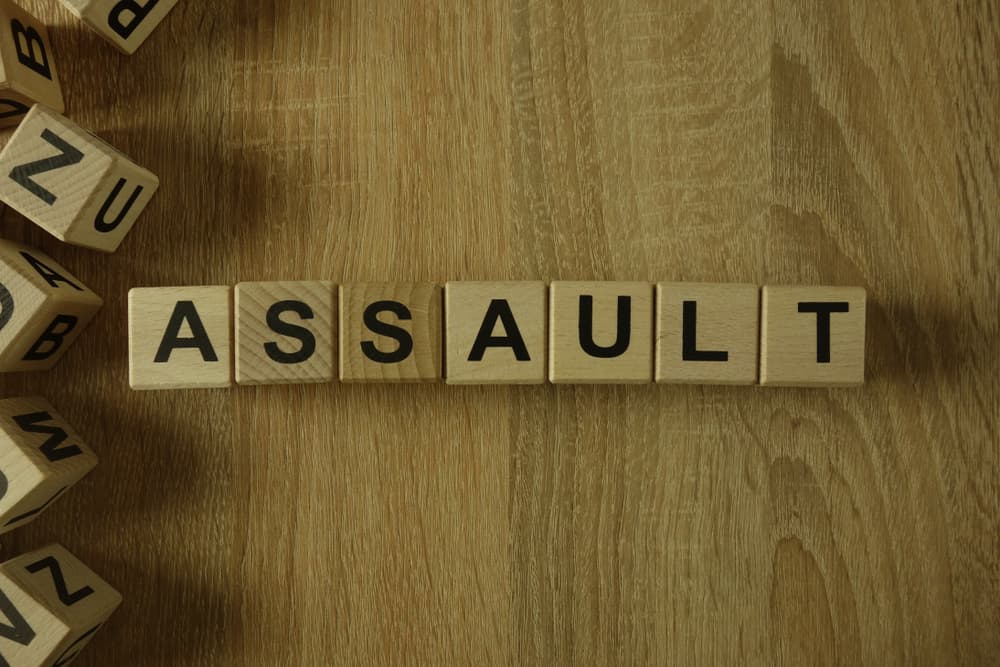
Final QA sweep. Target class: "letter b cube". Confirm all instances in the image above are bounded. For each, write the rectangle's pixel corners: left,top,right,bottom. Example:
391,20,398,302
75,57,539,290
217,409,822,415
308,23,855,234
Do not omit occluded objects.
60,0,178,54
0,240,102,373
0,0,63,128
0,104,159,253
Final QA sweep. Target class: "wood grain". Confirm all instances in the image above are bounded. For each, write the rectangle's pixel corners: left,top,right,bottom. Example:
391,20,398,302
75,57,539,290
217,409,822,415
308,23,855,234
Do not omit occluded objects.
235,280,336,385
0,1,994,665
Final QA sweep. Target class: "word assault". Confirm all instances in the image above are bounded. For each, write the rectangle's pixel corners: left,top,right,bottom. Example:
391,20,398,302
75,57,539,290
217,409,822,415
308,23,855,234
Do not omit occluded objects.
127,281,867,389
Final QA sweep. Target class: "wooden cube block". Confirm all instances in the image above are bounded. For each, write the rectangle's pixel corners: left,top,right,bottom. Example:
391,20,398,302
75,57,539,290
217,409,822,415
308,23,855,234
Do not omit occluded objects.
339,283,441,383
760,285,866,386
0,397,97,536
60,0,178,54
444,281,546,385
235,281,337,386
0,543,121,665
0,105,159,253
0,239,103,373
549,281,653,384
656,282,760,385
128,286,233,390
0,1,63,128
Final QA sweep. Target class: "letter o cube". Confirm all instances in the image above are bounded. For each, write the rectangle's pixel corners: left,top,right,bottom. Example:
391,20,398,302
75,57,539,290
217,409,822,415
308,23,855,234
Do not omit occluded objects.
0,0,63,128
0,397,97,534
0,239,103,373
0,104,160,252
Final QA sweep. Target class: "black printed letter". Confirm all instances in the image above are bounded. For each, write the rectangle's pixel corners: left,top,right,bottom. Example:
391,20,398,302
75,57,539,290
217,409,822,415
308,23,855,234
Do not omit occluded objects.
468,299,530,362
25,557,93,606
0,282,13,330
264,300,316,364
154,301,218,363
578,295,631,358
13,412,82,462
0,589,35,647
797,302,850,363
0,98,29,120
9,130,84,205
682,301,728,362
19,252,82,291
22,315,78,362
361,301,413,363
108,0,160,40
11,19,51,79
94,178,144,233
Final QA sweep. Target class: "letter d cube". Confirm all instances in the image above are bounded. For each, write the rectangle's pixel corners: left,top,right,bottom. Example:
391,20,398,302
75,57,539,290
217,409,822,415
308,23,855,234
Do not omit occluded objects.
0,239,103,373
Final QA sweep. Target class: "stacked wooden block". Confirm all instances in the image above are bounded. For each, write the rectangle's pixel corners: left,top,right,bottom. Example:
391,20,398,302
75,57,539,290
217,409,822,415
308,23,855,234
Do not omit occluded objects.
128,282,867,389
0,1,175,663
0,397,118,665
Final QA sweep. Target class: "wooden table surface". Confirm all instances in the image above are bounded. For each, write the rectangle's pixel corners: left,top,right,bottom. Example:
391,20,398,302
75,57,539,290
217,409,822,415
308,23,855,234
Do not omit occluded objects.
0,1,997,665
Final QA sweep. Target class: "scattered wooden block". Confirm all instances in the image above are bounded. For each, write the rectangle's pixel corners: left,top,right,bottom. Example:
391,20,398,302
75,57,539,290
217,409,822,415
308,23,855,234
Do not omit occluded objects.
444,281,546,385
0,397,97,535
235,281,337,385
0,239,103,373
0,543,121,665
0,104,159,252
128,286,233,390
339,283,441,382
656,282,760,384
59,0,178,54
549,281,653,383
0,1,63,128
760,285,866,386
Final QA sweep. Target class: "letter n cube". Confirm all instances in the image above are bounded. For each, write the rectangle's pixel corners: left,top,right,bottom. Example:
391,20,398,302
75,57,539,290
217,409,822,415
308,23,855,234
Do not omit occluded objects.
0,544,121,665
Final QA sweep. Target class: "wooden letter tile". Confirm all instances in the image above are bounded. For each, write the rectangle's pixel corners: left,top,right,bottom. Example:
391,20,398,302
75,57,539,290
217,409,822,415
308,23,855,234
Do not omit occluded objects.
0,397,97,534
0,239,103,373
445,281,546,385
60,0,178,54
235,281,337,385
0,104,159,252
339,283,441,382
128,286,233,390
656,283,759,384
0,543,121,665
549,281,653,384
0,1,63,127
760,285,866,386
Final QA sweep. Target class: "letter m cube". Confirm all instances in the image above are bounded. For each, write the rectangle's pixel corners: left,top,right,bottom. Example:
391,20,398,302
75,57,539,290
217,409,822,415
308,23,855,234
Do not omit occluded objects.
0,397,98,535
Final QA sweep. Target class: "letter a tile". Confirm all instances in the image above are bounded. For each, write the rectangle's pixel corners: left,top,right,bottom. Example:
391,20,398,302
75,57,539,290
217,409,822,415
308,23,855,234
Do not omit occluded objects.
128,286,232,390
